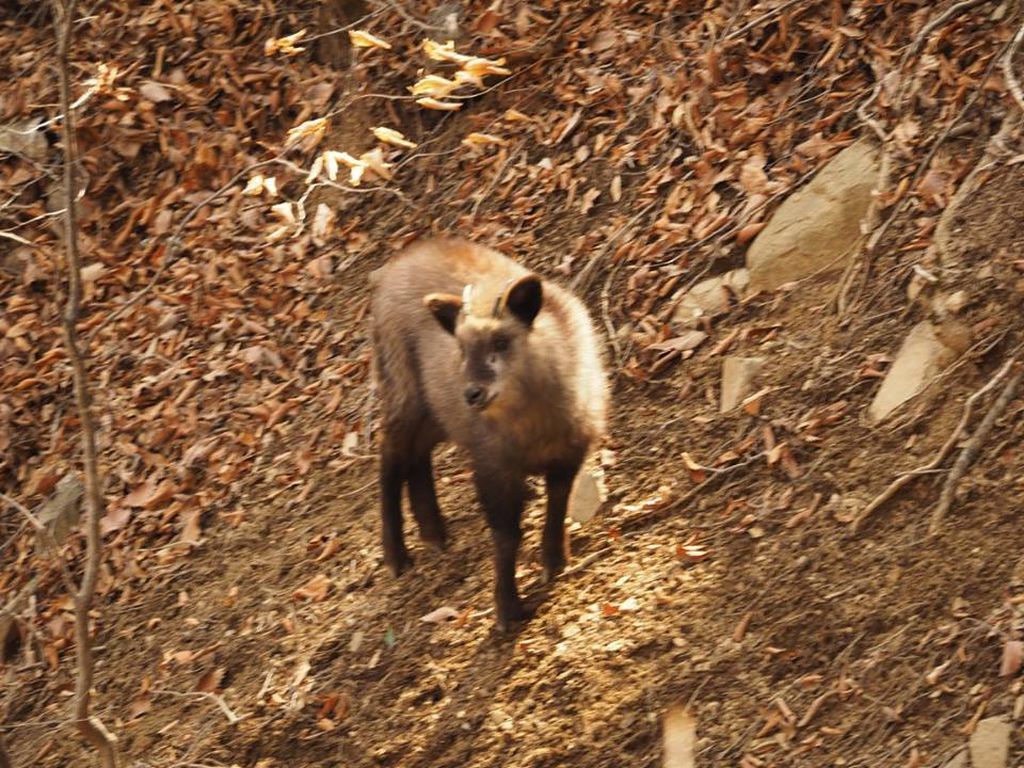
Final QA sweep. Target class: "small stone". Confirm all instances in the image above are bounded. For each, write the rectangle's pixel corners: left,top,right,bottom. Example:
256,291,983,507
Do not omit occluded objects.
0,119,49,162
671,269,750,328
941,749,967,768
747,140,880,291
969,717,1012,768
944,290,969,313
934,319,972,355
569,467,604,524
867,322,958,423
721,356,765,413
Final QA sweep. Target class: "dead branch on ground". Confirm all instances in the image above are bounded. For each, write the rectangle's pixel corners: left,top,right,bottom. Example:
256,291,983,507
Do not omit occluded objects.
850,359,1015,533
51,0,121,764
150,689,246,725
1002,21,1024,114
929,360,1023,536
839,0,1008,316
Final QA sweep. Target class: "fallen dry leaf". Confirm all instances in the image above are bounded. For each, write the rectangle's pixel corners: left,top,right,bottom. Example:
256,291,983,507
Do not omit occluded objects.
1000,639,1023,677
349,29,391,50
420,606,461,624
292,574,331,602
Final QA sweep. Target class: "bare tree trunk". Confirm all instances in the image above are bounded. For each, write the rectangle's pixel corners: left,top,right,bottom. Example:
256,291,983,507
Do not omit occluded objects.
50,1,120,765
314,0,367,66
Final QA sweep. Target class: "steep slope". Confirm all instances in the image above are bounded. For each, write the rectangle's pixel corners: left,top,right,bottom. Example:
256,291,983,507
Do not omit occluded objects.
2,2,1023,766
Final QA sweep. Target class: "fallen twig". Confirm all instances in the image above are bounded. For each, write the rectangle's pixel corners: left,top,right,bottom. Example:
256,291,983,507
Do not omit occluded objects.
840,2,1009,317
150,689,246,725
833,137,890,315
723,0,805,42
851,359,1015,533
1001,21,1024,114
371,0,443,32
929,360,1023,535
897,0,995,78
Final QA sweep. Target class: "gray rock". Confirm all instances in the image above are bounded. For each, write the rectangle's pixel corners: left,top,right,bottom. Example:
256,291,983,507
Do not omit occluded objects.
672,269,750,328
721,357,765,413
746,141,880,292
569,467,604,524
0,119,48,162
867,322,958,423
969,717,1012,768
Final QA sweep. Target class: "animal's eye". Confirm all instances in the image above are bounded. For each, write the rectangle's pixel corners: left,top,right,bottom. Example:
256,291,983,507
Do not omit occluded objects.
493,336,510,352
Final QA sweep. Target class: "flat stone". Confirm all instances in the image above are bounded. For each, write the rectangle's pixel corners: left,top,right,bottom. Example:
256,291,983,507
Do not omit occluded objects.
941,749,967,768
747,140,879,292
969,717,1012,768
868,322,958,423
721,357,765,413
672,268,750,328
569,467,603,524
0,120,48,162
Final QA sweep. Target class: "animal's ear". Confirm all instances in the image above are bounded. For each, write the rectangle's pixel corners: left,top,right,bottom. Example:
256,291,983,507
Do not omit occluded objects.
503,275,543,328
423,293,462,335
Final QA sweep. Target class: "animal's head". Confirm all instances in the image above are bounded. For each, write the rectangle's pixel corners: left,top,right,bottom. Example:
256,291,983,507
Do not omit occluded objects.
423,274,543,411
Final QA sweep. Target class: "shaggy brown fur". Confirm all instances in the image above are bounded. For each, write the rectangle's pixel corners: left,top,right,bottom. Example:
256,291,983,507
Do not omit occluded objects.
369,238,608,630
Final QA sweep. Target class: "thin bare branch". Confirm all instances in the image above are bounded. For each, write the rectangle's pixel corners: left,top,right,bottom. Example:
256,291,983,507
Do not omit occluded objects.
302,7,386,43
50,0,121,764
369,0,443,33
865,37,1009,257
897,0,995,76
723,0,805,42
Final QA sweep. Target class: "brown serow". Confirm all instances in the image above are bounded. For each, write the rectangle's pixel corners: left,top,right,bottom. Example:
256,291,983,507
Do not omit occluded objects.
370,238,609,631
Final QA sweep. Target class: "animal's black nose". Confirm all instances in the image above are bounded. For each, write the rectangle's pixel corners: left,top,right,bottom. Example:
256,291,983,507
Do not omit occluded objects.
464,385,486,407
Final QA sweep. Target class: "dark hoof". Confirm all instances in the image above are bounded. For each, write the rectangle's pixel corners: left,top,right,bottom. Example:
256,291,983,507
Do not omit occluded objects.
418,524,449,552
494,599,529,633
540,552,566,585
540,565,563,586
384,549,413,576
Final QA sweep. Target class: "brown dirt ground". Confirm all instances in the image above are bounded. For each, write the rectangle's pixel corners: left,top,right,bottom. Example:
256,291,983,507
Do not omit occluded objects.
8,161,1024,768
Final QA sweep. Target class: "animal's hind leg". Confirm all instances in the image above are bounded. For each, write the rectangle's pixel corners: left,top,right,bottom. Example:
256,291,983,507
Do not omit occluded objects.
407,450,448,550
379,431,412,576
